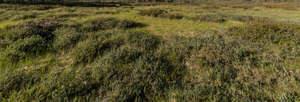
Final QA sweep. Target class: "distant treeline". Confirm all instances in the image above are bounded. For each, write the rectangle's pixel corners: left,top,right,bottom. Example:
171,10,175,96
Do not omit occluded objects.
0,0,299,4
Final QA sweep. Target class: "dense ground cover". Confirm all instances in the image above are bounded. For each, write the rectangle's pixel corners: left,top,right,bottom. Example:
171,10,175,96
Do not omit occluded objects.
0,2,299,102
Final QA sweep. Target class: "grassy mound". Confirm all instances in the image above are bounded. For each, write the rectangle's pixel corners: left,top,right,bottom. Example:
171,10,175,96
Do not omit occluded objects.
139,8,184,20
80,17,146,32
189,14,269,23
2,35,47,61
53,27,85,50
170,36,300,101
229,20,298,44
0,30,187,101
0,20,59,61
0,4,299,102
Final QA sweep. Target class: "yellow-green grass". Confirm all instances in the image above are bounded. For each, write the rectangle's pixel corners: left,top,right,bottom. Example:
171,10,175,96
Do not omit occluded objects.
1,4,300,35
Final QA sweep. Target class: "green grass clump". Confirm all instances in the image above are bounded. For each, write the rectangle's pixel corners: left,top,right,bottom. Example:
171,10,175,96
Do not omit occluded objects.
80,18,145,32
189,14,268,23
139,8,168,17
173,36,300,101
0,20,60,61
71,39,103,64
4,20,59,41
0,3,300,102
12,14,37,21
229,21,298,44
0,30,186,101
2,35,47,61
0,70,42,98
53,27,85,50
46,13,87,21
189,14,227,23
71,31,160,64
228,15,270,22
139,8,184,20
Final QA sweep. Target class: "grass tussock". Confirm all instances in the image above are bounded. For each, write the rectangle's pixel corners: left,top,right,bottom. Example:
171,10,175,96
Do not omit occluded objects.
139,8,184,20
171,36,300,101
80,17,146,32
53,27,85,50
189,14,269,23
0,3,299,102
0,20,59,61
229,20,298,44
0,4,56,11
12,14,37,21
263,3,298,10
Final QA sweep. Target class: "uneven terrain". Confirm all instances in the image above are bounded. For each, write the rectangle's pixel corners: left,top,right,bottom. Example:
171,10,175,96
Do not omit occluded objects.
0,2,299,101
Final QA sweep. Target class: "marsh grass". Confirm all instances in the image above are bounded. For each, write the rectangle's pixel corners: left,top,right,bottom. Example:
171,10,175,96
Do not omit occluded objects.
0,3,299,102
80,17,146,32
139,8,184,20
